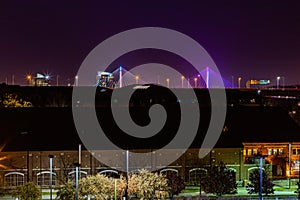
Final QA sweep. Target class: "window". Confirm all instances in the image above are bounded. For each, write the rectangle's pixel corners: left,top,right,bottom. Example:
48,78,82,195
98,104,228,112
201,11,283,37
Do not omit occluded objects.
4,172,24,187
293,149,297,155
37,171,56,186
253,149,258,155
68,170,87,182
273,149,278,155
247,149,252,156
268,149,272,155
278,149,283,155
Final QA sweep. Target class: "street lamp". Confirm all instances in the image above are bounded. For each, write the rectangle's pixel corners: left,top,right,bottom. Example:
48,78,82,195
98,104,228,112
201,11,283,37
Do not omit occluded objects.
75,75,79,86
166,78,170,88
135,76,139,84
124,150,129,200
74,163,80,200
181,76,184,88
48,155,54,200
26,75,32,86
276,76,280,89
259,156,263,200
194,78,198,88
238,77,242,88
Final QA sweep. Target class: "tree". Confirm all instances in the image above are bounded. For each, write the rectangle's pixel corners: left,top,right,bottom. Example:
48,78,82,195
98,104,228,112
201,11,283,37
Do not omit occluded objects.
0,93,32,107
12,182,41,200
201,164,237,196
165,171,185,199
248,167,274,196
56,170,169,200
79,174,114,200
56,181,76,200
128,169,169,200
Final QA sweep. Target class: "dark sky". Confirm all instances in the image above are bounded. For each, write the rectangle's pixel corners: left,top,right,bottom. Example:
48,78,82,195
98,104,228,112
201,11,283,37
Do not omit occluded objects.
0,0,300,86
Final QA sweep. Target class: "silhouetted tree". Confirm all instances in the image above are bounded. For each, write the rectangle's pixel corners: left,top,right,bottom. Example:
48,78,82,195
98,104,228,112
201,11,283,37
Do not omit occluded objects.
201,163,237,196
165,172,185,199
248,167,274,196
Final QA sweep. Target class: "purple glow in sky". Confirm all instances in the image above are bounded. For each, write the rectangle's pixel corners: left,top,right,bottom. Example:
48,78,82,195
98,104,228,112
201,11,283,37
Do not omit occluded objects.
0,1,300,86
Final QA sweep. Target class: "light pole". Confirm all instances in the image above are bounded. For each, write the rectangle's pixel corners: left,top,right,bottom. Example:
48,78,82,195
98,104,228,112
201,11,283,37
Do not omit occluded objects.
298,155,300,199
276,76,280,89
26,75,32,86
75,163,80,200
124,150,129,200
259,156,263,200
135,76,139,84
48,155,54,200
238,77,242,88
56,75,59,86
194,78,198,88
181,76,184,88
166,78,170,88
75,75,79,86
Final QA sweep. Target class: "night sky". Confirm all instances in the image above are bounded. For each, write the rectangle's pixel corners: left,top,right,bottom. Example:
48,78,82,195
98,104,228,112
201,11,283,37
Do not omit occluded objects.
0,0,300,86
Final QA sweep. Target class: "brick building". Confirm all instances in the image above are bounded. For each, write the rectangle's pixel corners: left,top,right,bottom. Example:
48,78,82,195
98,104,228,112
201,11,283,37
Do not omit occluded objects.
1,86,300,189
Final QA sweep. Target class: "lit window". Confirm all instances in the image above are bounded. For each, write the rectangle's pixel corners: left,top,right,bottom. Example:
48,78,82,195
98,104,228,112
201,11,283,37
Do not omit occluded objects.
278,149,283,155
253,149,258,155
273,149,278,155
268,149,272,155
247,149,252,156
293,149,297,155
243,149,246,156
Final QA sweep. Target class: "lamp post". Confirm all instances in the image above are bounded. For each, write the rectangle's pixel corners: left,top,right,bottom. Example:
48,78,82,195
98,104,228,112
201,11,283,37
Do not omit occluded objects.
259,156,263,200
74,163,80,200
298,155,300,199
48,155,54,200
26,75,32,86
276,76,280,89
238,77,242,88
181,76,184,88
75,75,79,86
56,75,59,86
166,78,170,88
194,78,198,88
124,150,129,200
135,76,139,84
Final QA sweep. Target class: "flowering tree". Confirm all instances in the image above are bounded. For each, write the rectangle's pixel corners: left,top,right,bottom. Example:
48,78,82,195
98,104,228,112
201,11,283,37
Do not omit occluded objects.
128,169,169,200
79,174,114,200
12,182,41,200
56,169,169,200
0,93,32,107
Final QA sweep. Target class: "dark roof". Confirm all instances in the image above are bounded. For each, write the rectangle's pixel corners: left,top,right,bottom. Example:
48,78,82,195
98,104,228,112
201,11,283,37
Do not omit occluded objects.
1,105,300,151
215,106,300,147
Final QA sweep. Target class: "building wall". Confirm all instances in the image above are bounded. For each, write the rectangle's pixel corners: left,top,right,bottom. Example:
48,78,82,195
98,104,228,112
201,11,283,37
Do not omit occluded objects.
243,142,300,178
0,147,251,188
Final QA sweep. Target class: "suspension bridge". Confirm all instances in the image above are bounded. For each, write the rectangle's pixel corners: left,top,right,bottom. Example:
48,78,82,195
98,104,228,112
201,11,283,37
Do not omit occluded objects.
95,66,233,89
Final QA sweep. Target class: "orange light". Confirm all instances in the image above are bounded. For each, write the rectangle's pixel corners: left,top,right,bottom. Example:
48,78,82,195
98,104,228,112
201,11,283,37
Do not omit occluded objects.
26,75,32,80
